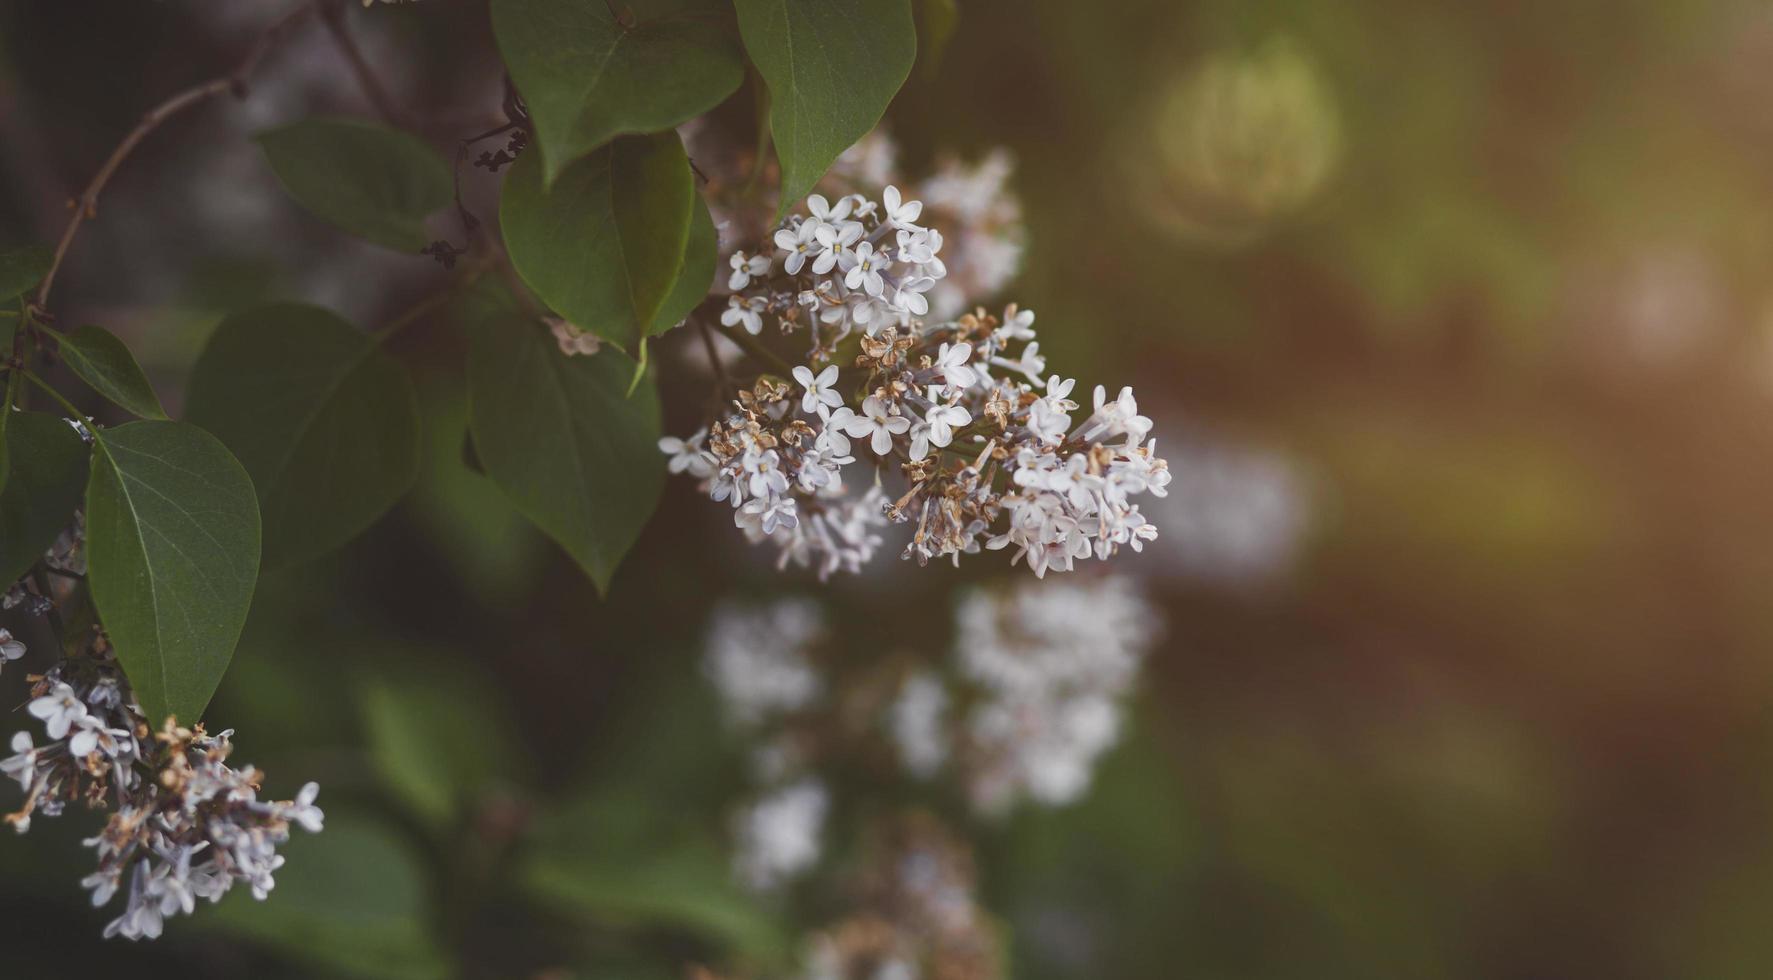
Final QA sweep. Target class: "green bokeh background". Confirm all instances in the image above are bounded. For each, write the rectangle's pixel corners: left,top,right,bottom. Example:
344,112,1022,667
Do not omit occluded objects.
6,0,1773,976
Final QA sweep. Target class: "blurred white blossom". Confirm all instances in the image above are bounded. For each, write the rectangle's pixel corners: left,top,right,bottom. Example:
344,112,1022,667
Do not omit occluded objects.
704,599,826,728
1143,431,1312,588
547,316,603,357
733,778,829,891
951,577,1159,815
888,672,950,779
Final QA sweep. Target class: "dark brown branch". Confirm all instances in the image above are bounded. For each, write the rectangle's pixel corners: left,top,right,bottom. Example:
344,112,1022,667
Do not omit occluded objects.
372,257,495,344
717,318,795,375
697,317,734,390
316,0,408,128
29,0,318,315
452,121,522,235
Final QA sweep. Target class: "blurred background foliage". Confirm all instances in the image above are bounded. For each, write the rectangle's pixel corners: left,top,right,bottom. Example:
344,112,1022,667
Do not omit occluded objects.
6,0,1773,977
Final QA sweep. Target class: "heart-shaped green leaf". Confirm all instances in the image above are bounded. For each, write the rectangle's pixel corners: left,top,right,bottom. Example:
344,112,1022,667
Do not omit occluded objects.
85,421,260,725
256,118,452,252
56,324,168,420
184,304,421,569
0,412,89,587
0,245,50,303
735,0,916,213
461,285,663,594
649,193,717,337
502,133,696,351
491,0,744,183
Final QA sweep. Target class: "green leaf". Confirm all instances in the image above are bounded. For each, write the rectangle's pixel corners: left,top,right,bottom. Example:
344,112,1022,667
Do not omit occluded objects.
501,133,696,351
85,421,260,725
0,247,48,304
184,304,421,569
407,377,548,608
255,118,452,252
0,245,51,303
522,792,787,960
461,285,663,594
0,412,88,587
357,668,520,832
649,192,717,337
56,324,168,420
491,0,744,183
209,812,449,980
735,0,917,213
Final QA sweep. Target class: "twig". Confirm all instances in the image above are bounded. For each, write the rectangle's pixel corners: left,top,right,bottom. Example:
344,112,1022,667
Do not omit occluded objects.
373,261,491,343
30,0,317,315
452,120,522,235
21,371,99,440
696,318,734,392
317,0,408,128
720,322,795,375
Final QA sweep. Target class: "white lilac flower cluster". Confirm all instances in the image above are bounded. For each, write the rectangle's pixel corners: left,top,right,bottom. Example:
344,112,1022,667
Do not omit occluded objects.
703,600,830,890
663,184,1167,580
888,577,1160,816
3,517,322,941
2,654,324,940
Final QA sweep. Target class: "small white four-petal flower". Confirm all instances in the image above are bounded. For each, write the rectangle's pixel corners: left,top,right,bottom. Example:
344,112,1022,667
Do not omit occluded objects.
27,682,87,740
841,396,911,455
773,221,820,275
659,429,716,479
881,185,923,229
728,250,771,291
844,241,886,296
792,364,843,413
935,342,979,389
0,628,23,664
924,391,972,448
721,295,766,335
812,221,863,275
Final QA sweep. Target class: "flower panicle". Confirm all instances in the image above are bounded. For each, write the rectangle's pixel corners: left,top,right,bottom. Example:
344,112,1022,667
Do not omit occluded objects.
2,515,323,941
663,133,1166,580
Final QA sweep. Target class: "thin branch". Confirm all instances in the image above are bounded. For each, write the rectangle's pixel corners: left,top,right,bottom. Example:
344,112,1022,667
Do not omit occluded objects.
697,317,734,393
21,371,99,439
452,121,522,235
372,262,491,343
29,0,317,315
718,321,795,375
316,0,408,128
